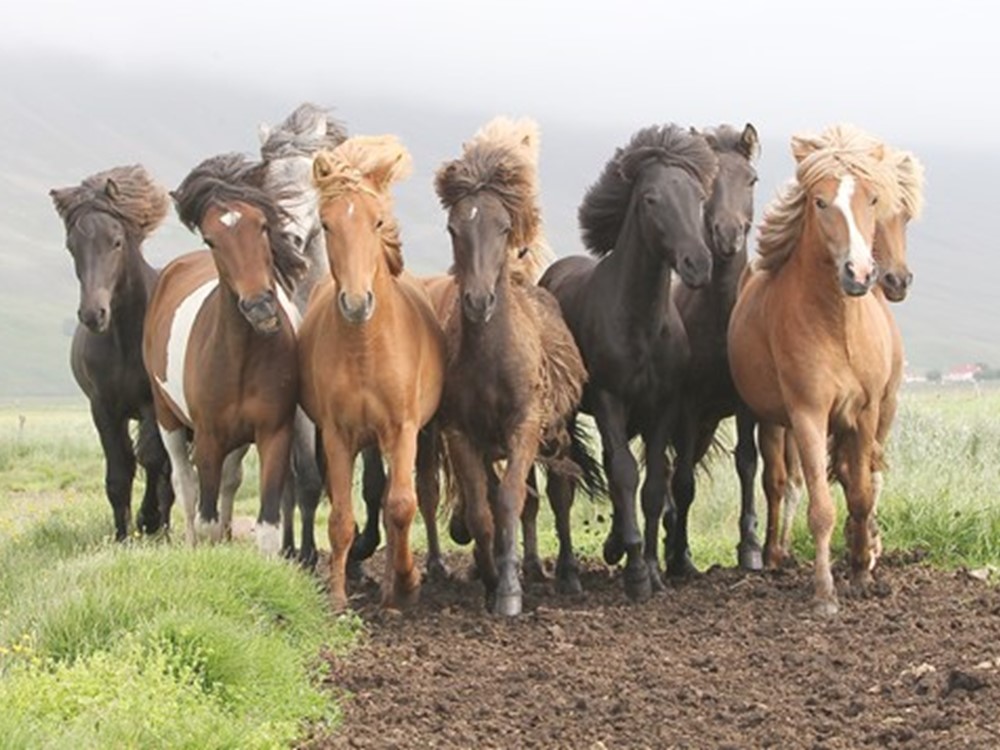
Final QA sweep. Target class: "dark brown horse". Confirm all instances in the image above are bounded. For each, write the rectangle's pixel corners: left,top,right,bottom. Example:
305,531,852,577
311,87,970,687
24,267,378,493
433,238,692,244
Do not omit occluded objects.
143,154,305,554
50,166,174,540
540,125,717,600
435,117,600,616
665,123,763,575
728,124,902,615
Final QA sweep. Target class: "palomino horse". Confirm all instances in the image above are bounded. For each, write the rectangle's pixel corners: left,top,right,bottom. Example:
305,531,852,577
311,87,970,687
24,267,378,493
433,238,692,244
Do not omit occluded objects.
259,102,385,567
665,123,763,575
540,125,717,600
50,166,174,540
755,144,925,569
143,154,306,554
434,117,601,616
299,136,445,610
728,124,902,615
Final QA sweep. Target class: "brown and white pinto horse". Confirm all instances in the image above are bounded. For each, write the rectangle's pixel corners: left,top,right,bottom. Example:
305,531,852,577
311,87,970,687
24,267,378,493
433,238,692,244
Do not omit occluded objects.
728,124,902,616
298,136,445,611
755,145,925,570
143,154,305,554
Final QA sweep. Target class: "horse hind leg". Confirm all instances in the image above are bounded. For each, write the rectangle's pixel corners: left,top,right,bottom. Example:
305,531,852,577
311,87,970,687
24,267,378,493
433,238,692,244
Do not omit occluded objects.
417,423,448,582
136,410,169,535
734,403,763,570
218,446,248,542
289,409,321,569
521,467,548,583
348,445,385,581
255,426,294,558
159,427,198,546
547,468,582,595
92,406,136,541
379,423,422,610
759,424,791,570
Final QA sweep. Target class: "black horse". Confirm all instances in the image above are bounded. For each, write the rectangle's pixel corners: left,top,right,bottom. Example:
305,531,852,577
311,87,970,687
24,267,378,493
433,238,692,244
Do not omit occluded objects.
665,124,764,575
50,165,174,540
540,125,717,600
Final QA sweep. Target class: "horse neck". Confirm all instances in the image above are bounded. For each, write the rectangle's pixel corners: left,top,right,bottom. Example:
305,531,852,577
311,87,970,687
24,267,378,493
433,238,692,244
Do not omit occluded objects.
212,281,258,356
292,230,330,313
600,209,673,337
786,216,849,327
110,228,157,341
708,247,747,322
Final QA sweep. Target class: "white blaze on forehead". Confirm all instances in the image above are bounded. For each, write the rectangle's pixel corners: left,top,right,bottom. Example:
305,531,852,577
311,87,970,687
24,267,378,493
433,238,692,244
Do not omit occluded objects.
155,278,218,424
468,205,479,221
219,210,242,228
832,175,874,275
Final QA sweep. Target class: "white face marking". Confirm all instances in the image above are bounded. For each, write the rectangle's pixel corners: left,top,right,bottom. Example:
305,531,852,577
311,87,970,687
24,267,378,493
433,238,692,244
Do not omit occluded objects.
468,205,479,221
219,210,242,228
155,279,218,424
832,175,874,276
347,200,355,218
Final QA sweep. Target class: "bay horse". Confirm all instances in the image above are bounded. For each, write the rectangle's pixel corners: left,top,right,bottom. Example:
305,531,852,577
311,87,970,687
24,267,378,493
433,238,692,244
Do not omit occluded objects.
434,117,601,616
540,125,717,600
664,123,763,576
755,145,925,570
50,166,174,540
143,153,306,554
727,124,903,615
298,135,445,611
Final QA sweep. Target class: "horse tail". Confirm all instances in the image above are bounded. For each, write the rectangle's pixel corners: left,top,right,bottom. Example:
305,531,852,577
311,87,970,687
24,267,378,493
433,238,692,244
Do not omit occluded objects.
567,419,607,500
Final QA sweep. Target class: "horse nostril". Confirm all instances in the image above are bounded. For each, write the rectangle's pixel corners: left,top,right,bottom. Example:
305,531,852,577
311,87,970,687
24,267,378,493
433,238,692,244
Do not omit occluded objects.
486,292,496,309
365,290,374,309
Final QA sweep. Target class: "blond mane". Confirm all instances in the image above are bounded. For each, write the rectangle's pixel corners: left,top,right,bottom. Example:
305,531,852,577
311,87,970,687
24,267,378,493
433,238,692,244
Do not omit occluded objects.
755,124,902,272
435,116,552,283
890,149,925,220
312,135,412,276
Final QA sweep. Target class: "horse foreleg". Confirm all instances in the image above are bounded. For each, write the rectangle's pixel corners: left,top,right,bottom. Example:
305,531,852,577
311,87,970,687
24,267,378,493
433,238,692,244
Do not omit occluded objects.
759,423,790,569
380,422,421,610
349,446,385,576
416,423,447,581
493,422,540,617
734,402,763,570
841,416,879,591
592,390,649,602
521,467,546,583
136,407,170,535
664,409,698,581
323,431,356,612
290,409,321,568
218,446,248,542
789,413,838,617
91,404,136,541
447,431,494,608
779,432,804,560
256,426,293,558
547,467,581,595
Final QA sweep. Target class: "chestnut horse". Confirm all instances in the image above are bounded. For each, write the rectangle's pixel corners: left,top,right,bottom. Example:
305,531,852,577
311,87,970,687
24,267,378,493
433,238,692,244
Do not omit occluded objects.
540,125,717,600
50,166,174,540
728,124,902,615
143,154,306,554
755,145,925,569
298,136,445,610
435,117,601,616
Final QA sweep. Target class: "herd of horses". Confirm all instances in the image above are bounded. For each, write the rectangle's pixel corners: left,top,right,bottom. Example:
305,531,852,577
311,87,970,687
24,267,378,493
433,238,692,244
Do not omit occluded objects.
49,104,924,618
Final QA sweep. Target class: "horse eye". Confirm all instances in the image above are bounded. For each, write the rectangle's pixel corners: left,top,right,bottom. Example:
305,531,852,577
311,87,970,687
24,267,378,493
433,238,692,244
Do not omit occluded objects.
375,218,385,230
321,222,329,233
749,176,759,187
204,238,215,249
870,195,879,207
113,238,124,249
815,197,828,210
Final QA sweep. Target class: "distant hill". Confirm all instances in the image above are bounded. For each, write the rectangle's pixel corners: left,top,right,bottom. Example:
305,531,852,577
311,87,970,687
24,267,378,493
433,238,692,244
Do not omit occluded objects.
0,53,994,397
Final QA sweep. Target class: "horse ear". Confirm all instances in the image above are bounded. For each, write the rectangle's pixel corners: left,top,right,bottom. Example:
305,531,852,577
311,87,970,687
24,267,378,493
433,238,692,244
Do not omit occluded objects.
740,123,761,162
313,152,334,183
689,126,699,137
311,117,327,139
49,187,73,220
791,135,817,164
869,143,886,161
104,178,120,201
258,123,272,146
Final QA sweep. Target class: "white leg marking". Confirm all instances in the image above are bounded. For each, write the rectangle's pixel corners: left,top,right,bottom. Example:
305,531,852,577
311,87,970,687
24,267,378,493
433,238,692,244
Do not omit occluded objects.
833,175,874,279
196,518,223,545
219,446,249,540
256,522,282,558
156,279,217,424
160,427,198,547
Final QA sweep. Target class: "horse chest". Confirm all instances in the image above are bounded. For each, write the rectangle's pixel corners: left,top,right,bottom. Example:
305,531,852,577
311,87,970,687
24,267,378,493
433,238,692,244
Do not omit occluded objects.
446,363,524,450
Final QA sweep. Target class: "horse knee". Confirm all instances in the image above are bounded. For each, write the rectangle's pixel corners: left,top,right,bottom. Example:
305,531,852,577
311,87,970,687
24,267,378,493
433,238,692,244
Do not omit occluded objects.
605,447,638,494
384,491,416,530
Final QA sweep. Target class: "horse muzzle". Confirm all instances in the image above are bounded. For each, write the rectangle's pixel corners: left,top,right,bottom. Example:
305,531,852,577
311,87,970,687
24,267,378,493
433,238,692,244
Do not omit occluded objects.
880,270,912,302
239,291,281,335
338,290,375,325
677,249,713,290
840,260,878,297
78,290,112,334
461,290,497,325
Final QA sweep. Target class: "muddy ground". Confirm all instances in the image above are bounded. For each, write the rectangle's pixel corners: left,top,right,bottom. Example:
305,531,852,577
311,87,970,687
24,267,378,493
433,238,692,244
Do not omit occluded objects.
303,551,1000,749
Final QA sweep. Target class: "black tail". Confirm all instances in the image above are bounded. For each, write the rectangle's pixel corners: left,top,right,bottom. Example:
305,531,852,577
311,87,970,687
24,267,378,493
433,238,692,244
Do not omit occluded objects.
568,419,607,500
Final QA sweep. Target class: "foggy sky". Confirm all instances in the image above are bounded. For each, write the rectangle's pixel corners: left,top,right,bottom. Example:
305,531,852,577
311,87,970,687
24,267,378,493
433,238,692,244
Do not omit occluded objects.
6,1,996,150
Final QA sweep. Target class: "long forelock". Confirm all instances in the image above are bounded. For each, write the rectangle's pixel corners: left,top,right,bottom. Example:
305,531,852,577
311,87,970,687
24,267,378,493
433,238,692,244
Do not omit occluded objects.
260,103,347,160
51,165,169,239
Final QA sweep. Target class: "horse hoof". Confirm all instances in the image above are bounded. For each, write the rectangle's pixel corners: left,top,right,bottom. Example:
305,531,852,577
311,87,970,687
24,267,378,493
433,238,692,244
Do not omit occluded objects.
346,558,365,583
523,557,548,583
603,534,626,566
624,563,652,602
386,584,421,611
449,516,472,546
493,593,523,617
424,557,449,583
647,561,666,592
737,543,764,571
195,518,223,545
555,571,583,596
812,598,839,618
666,556,700,580
255,522,281,558
297,548,319,571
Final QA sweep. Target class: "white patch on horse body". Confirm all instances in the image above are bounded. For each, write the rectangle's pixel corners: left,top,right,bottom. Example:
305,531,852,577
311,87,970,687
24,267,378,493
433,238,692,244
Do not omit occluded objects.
468,205,479,221
159,427,199,546
219,210,242,228
276,285,302,333
155,279,218,424
833,176,873,276
256,522,281,557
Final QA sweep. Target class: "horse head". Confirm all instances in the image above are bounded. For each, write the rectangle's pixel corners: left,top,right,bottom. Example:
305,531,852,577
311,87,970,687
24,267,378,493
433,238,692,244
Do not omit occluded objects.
875,150,925,302
200,201,282,334
446,193,509,324
702,123,759,262
313,136,411,325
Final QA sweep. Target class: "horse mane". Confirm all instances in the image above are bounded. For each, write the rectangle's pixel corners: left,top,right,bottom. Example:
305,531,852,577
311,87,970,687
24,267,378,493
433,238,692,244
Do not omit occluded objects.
578,124,719,256
49,164,169,239
890,149,925,220
260,103,348,160
172,153,307,292
312,135,412,276
756,124,902,272
435,117,552,283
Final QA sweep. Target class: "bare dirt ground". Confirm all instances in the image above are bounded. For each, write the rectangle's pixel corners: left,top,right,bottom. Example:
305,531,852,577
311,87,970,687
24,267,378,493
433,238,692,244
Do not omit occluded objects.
303,551,1000,749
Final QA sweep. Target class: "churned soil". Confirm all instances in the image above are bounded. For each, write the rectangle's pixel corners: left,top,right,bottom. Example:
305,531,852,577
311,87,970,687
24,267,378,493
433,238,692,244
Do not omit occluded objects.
302,551,1000,749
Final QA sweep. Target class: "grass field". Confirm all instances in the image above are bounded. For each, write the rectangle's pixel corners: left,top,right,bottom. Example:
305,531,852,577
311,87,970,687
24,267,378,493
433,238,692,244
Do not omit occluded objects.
1,383,998,746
